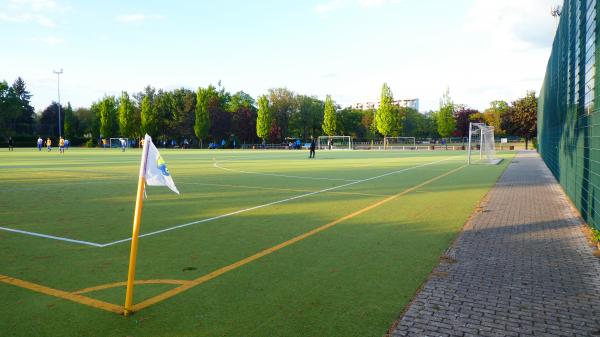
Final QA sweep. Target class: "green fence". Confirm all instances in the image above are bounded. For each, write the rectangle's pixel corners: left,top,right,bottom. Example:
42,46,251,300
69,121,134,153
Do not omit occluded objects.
539,0,600,229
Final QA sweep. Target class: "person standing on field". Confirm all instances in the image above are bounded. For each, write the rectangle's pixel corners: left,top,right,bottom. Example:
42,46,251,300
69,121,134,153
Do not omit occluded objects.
309,137,316,159
46,138,52,151
7,137,14,151
37,136,43,151
59,137,65,154
120,138,126,152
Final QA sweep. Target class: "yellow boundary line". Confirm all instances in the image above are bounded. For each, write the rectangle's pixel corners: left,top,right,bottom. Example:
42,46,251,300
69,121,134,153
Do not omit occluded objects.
132,164,467,312
73,279,189,295
0,164,466,315
0,274,123,314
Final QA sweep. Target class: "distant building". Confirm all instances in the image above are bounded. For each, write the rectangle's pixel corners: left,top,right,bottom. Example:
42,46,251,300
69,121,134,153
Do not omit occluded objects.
351,98,419,111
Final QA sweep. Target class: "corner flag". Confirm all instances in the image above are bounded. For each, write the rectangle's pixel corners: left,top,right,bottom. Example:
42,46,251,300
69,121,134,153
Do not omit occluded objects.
145,135,179,194
124,134,179,316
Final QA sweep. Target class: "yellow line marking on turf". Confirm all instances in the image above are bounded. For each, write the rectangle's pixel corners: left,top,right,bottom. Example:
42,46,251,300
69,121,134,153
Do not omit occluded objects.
0,162,465,315
0,274,124,314
73,279,190,295
132,164,467,312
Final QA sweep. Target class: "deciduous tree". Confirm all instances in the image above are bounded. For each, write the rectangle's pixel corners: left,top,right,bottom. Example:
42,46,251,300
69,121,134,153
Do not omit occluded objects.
322,95,337,136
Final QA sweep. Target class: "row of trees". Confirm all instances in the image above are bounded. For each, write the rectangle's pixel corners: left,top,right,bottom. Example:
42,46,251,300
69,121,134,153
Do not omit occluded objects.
0,77,537,148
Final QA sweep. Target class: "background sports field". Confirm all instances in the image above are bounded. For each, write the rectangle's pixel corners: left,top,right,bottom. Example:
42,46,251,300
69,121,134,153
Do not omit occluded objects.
0,148,513,337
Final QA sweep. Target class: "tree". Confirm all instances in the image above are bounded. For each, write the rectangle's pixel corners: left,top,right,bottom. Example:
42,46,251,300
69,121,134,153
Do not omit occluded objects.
436,87,456,140
230,91,258,144
268,88,295,142
0,81,21,137
74,107,97,139
376,83,399,145
483,100,509,136
507,91,537,149
256,95,271,143
402,107,426,137
169,88,196,141
118,91,136,138
140,95,158,137
194,87,211,148
12,77,36,135
337,107,366,138
99,96,118,139
38,102,63,138
63,102,77,139
322,95,337,136
453,106,479,138
291,95,323,139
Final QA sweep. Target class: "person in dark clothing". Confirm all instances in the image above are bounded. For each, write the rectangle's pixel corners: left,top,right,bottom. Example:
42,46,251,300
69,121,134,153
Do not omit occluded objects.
309,138,316,158
8,137,14,151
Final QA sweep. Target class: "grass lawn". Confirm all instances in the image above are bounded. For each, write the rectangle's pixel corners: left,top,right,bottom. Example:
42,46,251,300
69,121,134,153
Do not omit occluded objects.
0,147,513,337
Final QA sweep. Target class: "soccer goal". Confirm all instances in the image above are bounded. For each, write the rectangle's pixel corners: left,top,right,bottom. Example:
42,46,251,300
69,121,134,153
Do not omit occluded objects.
109,138,130,149
318,136,353,150
467,123,501,164
383,137,416,150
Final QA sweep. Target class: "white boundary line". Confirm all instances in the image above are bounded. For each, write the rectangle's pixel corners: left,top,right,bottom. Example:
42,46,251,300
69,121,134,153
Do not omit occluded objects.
0,226,103,247
213,160,359,182
0,155,461,248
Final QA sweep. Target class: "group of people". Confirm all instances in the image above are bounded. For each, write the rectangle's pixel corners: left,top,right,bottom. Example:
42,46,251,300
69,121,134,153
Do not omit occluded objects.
36,136,69,154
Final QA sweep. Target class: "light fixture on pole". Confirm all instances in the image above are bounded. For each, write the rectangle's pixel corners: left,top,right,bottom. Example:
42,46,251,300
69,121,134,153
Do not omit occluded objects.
53,69,63,138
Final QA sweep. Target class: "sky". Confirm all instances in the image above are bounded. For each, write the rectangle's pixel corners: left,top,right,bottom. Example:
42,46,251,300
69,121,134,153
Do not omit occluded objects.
1,0,560,113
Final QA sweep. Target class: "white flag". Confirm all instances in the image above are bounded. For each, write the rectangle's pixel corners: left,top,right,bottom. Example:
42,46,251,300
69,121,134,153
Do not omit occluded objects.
144,134,180,194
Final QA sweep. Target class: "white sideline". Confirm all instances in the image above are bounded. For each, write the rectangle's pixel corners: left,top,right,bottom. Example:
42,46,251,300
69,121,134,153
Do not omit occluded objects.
213,161,359,182
1,156,460,248
0,226,103,247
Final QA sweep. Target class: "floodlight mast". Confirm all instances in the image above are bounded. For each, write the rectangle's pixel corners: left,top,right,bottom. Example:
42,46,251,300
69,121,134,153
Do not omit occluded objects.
53,69,63,138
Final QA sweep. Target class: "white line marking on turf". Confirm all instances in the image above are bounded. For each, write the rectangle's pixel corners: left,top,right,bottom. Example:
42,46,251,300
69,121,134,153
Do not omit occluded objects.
98,155,460,247
0,155,461,248
0,226,103,247
213,160,359,182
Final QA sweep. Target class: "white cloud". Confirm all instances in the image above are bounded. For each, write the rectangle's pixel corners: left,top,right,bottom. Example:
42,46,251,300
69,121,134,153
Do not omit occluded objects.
464,0,557,50
1,0,68,27
115,13,164,23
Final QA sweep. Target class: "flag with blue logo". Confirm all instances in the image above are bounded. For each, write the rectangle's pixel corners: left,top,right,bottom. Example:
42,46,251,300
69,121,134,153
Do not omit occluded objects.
144,134,180,194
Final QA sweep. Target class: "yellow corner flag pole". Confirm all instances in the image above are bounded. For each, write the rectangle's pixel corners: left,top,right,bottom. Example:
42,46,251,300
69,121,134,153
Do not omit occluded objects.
124,136,150,316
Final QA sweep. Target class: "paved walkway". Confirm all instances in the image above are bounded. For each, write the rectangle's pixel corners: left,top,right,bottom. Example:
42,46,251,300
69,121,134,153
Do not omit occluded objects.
391,152,600,337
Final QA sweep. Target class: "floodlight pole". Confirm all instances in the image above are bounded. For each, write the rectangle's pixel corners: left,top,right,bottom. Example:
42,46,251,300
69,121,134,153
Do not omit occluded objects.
467,123,472,164
53,69,63,138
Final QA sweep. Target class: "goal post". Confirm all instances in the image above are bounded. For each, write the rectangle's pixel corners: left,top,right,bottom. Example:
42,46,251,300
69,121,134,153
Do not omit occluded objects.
109,138,130,149
317,136,353,150
383,137,416,150
467,123,501,164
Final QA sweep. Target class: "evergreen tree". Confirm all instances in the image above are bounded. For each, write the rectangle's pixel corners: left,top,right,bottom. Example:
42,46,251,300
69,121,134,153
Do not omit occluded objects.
12,77,36,135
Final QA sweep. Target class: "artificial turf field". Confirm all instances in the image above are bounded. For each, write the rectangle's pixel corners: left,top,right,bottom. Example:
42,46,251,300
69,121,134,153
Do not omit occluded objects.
0,148,513,337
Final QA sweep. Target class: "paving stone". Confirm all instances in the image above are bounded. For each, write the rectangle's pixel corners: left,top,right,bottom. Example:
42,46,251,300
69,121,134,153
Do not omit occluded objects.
390,152,600,336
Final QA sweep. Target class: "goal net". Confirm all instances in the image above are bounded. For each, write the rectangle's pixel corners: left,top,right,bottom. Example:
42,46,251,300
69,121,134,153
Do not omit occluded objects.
383,137,416,150
109,138,130,149
318,136,353,150
467,123,501,164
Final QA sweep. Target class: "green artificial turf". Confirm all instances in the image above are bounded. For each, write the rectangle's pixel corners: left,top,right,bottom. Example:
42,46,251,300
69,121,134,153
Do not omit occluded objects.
0,148,513,337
